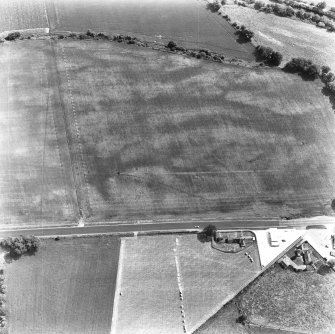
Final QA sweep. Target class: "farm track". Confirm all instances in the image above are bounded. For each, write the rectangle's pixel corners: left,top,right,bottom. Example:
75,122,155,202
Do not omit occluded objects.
48,39,89,220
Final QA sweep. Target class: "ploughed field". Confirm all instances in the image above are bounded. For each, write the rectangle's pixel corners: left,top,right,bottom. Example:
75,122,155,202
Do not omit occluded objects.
0,41,78,227
6,236,120,334
45,0,254,61
53,39,335,221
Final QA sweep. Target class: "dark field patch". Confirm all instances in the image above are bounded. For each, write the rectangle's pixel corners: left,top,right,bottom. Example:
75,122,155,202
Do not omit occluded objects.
54,40,335,221
45,0,254,61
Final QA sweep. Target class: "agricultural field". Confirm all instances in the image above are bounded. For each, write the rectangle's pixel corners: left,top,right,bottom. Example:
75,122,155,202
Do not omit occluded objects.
5,236,120,334
221,6,335,70
0,40,78,227
53,39,335,222
113,234,261,334
0,0,48,33
45,0,254,60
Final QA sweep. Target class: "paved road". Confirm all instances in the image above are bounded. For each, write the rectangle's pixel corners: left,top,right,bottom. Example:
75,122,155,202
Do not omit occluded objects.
1,218,330,238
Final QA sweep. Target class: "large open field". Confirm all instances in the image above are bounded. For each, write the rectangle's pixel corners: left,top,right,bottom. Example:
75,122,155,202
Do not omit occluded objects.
113,234,261,334
45,0,254,60
6,236,120,334
52,39,335,222
0,40,78,227
221,6,335,71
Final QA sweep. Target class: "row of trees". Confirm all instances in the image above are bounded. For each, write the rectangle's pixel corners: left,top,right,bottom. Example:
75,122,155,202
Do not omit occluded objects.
0,236,40,258
166,41,226,62
0,269,7,333
271,0,335,20
249,0,335,31
283,58,320,78
283,58,335,94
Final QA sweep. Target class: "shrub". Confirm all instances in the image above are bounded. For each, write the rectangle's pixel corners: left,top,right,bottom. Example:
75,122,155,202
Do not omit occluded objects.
166,40,177,49
4,32,20,41
321,71,335,83
97,32,109,39
286,5,295,16
326,80,335,92
69,33,77,38
311,13,321,22
316,1,326,10
322,65,331,74
86,29,95,37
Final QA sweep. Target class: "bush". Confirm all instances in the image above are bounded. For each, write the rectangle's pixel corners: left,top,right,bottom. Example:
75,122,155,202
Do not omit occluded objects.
326,80,335,92
4,32,20,41
285,5,295,16
86,29,95,37
166,40,177,49
316,1,326,9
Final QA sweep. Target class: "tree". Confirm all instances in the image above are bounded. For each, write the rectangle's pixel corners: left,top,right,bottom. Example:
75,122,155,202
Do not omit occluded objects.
197,224,217,243
316,1,326,10
4,32,20,41
256,45,283,66
0,235,40,258
285,5,295,16
206,1,221,12
221,0,227,5
254,1,265,10
237,26,254,41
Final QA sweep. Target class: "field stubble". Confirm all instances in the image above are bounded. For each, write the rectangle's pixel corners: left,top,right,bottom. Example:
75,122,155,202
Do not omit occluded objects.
6,236,120,334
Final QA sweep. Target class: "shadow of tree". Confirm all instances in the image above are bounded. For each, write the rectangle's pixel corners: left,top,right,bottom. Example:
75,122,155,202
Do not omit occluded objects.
321,86,335,110
197,232,212,243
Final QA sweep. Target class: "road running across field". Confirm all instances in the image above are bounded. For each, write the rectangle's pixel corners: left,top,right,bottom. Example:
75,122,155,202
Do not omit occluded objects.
1,217,333,238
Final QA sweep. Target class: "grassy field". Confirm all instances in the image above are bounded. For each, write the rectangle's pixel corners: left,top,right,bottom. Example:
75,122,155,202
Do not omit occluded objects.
0,40,78,226
45,0,254,60
0,0,48,33
221,6,335,71
114,234,261,334
6,236,120,334
237,265,335,333
52,39,335,222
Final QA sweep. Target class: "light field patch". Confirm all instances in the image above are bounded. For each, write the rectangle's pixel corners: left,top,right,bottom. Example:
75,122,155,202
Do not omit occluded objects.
114,234,262,334
0,41,77,226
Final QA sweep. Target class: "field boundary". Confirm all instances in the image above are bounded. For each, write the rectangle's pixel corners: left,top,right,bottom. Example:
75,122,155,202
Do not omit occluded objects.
110,238,125,334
